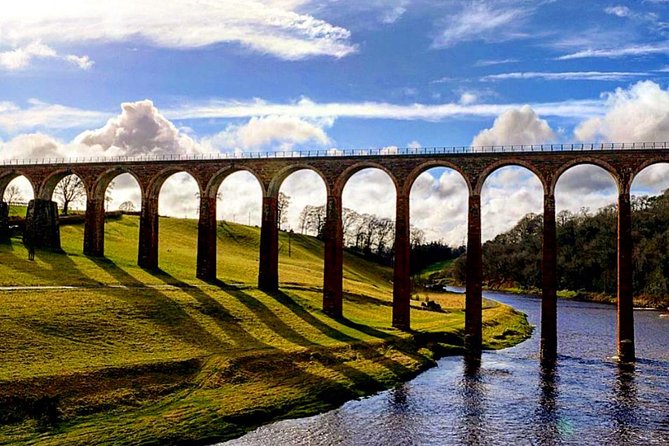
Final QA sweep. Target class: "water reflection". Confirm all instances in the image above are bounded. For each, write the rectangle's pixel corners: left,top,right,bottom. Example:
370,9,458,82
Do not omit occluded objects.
221,295,669,446
612,362,638,445
534,359,560,445
457,356,488,446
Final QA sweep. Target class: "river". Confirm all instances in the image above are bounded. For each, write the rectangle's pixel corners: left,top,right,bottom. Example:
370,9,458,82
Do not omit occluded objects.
221,291,669,445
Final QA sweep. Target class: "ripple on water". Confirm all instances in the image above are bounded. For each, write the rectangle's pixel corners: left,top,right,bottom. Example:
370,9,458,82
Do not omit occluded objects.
221,293,669,446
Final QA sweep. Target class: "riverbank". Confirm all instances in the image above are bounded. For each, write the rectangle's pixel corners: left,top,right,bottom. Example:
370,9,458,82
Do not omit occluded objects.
0,216,532,445
473,285,667,310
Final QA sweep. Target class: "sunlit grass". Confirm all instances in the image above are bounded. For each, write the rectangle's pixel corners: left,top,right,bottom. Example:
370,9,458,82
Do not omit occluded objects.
0,214,531,445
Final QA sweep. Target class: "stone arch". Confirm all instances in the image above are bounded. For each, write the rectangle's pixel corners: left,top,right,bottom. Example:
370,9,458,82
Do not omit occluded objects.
402,160,471,196
551,157,619,195
267,164,330,198
205,166,265,199
0,170,37,200
475,159,547,195
37,168,90,200
629,157,669,195
334,161,399,197
146,167,203,199
90,167,144,201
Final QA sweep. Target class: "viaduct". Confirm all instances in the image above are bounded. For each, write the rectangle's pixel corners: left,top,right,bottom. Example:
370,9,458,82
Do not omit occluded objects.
1,142,667,363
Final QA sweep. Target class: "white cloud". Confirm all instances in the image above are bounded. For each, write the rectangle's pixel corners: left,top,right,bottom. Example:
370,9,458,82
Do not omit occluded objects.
555,165,617,213
0,41,92,71
471,105,555,147
64,54,94,70
574,81,669,142
459,92,478,105
410,169,468,245
0,41,56,70
0,0,356,61
481,71,649,82
481,167,543,241
605,6,631,18
557,42,669,60
166,96,605,122
380,2,408,24
433,2,530,47
0,99,107,133
75,100,202,157
202,115,332,153
342,169,396,220
474,58,519,67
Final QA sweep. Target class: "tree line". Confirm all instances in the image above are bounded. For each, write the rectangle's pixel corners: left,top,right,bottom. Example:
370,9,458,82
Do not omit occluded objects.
297,204,429,264
452,190,669,307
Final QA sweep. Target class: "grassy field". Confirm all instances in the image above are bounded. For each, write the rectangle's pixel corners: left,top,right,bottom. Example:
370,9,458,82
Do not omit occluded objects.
0,214,531,445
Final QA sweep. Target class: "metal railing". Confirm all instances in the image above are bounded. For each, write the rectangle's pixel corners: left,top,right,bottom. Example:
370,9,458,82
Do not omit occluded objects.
1,142,668,166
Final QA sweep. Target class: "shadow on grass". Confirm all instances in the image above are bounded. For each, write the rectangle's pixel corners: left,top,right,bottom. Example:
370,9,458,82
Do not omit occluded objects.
93,258,269,353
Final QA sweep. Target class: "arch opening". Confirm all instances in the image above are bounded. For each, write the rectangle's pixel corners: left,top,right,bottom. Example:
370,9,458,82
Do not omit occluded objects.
409,167,468,297
215,170,263,284
341,167,396,305
629,162,669,306
49,173,89,254
2,175,35,215
155,172,200,275
555,164,618,296
277,169,327,289
479,165,544,291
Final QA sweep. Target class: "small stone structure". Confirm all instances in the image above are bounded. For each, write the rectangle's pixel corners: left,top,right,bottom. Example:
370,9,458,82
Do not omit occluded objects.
25,200,61,251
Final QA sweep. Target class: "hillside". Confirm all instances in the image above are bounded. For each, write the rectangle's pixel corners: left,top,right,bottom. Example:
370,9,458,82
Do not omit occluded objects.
0,214,531,445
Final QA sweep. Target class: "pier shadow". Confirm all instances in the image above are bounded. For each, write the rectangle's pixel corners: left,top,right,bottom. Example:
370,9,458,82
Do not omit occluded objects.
457,354,489,446
612,361,639,444
534,359,561,445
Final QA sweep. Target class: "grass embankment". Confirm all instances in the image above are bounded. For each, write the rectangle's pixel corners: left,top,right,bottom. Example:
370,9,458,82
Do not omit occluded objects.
0,214,531,445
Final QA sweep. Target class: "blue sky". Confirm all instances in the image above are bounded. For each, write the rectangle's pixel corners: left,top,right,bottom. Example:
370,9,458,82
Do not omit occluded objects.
2,0,669,242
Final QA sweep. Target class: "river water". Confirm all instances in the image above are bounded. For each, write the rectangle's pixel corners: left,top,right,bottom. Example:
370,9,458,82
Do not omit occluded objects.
221,292,669,445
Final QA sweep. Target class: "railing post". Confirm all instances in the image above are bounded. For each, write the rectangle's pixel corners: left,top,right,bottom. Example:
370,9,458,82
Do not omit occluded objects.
323,194,343,318
466,194,483,353
393,193,411,330
258,195,279,292
196,195,218,281
541,194,558,361
617,191,635,362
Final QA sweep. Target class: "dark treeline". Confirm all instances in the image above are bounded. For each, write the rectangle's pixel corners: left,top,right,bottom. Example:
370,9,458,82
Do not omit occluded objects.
298,204,462,267
452,191,669,307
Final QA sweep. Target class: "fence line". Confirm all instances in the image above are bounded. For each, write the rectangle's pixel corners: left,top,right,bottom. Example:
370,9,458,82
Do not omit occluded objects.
1,142,668,166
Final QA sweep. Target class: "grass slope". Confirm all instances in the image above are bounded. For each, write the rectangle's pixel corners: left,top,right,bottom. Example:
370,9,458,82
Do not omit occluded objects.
0,215,531,445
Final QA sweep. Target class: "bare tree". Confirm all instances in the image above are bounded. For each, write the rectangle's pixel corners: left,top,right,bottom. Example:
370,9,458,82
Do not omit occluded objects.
277,192,291,230
54,175,86,215
4,185,23,205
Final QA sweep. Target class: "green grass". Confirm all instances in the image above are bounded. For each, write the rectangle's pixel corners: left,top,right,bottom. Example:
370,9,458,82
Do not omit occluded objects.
0,214,531,445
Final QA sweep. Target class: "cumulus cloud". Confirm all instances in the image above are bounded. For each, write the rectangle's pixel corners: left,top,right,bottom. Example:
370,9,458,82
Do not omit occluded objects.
410,169,468,245
471,105,555,147
75,100,202,157
202,115,332,153
575,81,669,142
0,1,356,61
